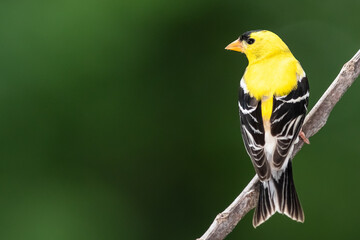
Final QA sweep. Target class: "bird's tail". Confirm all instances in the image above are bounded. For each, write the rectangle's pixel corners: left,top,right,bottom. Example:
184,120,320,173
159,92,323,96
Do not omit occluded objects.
252,161,304,228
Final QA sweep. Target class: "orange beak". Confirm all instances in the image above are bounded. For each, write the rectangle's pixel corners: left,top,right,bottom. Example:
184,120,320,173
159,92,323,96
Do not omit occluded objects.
225,39,244,53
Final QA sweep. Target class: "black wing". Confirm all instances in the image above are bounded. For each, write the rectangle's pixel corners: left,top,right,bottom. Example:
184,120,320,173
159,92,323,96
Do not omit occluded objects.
239,79,270,181
270,76,310,169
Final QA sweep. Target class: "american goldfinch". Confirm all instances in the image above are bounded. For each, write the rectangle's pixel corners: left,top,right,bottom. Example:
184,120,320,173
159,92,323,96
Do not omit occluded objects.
226,30,309,228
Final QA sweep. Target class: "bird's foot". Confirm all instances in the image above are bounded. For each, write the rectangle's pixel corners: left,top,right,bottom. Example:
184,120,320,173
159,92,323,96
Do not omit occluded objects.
299,131,310,144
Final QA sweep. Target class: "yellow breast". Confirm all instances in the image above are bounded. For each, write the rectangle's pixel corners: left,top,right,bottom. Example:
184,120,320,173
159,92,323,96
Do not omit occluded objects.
244,54,303,120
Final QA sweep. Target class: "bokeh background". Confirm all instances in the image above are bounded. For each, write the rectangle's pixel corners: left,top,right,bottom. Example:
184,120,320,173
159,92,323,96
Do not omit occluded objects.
0,0,359,239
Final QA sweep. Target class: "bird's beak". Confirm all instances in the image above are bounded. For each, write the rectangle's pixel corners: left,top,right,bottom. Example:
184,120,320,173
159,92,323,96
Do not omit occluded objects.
225,39,244,53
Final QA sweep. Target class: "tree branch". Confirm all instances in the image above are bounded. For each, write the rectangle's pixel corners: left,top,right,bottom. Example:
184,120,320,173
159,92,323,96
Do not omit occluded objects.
198,49,360,240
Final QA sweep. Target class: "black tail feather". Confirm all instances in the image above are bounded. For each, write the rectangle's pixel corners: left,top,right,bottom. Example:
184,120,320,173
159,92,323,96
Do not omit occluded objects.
276,161,304,222
253,161,304,228
253,181,275,228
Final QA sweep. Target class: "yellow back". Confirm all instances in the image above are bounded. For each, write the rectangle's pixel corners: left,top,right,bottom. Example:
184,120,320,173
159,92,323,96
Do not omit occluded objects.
244,54,301,99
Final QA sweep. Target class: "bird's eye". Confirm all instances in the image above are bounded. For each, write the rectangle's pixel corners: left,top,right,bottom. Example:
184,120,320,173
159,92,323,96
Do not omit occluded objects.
247,38,255,45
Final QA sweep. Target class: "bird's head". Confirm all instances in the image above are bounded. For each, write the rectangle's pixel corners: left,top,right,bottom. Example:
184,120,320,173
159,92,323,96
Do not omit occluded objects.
225,30,291,63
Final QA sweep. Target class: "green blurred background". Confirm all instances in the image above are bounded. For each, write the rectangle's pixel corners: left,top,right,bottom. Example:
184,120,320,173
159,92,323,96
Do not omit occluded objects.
0,0,359,239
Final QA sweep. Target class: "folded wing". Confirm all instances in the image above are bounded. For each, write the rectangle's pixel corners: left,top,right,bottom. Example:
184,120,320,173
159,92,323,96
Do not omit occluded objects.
239,79,270,181
270,76,309,169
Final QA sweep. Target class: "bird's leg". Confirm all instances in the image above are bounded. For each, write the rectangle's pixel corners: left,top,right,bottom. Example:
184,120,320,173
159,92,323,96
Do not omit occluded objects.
299,130,310,144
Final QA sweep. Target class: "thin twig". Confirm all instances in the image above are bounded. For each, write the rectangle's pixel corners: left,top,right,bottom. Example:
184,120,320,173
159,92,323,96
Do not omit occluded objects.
198,50,360,240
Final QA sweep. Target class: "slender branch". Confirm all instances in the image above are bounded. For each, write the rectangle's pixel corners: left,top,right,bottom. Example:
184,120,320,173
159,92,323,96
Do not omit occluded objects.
198,50,360,240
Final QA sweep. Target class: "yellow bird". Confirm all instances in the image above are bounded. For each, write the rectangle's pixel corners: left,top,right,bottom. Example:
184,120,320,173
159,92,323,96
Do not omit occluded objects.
226,30,309,227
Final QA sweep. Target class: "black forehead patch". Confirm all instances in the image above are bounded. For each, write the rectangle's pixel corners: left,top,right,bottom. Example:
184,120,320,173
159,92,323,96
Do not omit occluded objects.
239,29,263,41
